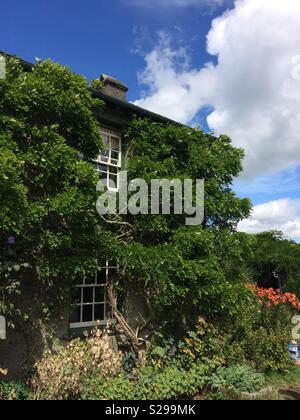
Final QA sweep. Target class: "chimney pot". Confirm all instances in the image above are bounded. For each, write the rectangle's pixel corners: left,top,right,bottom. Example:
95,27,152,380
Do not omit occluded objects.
100,74,128,101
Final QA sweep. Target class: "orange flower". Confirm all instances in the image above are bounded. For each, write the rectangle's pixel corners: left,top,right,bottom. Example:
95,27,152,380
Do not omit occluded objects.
246,284,300,311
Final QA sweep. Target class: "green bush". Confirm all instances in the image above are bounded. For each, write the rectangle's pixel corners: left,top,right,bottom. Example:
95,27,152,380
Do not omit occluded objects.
0,381,29,400
240,327,293,373
208,366,265,400
83,362,215,400
209,365,265,393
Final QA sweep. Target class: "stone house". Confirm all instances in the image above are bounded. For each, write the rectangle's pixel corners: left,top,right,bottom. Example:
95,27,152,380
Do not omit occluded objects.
0,53,178,379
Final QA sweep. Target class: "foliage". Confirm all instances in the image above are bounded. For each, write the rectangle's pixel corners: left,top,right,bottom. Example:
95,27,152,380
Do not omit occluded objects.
250,231,300,294
148,333,177,369
0,381,29,400
31,327,123,400
177,317,226,368
208,365,265,400
1,56,296,393
173,301,293,375
221,285,295,373
90,79,104,91
240,327,293,373
83,362,216,401
117,229,256,328
113,118,252,330
124,118,251,233
209,365,265,393
0,56,121,329
0,57,253,357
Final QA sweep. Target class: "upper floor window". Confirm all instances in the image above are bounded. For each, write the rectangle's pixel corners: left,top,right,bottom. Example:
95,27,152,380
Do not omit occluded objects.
98,131,121,167
93,129,122,191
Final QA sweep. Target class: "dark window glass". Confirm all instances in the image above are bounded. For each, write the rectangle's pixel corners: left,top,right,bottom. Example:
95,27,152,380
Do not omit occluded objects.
97,268,107,285
99,164,108,173
82,305,93,322
94,304,105,321
84,274,96,286
111,150,119,161
83,287,94,303
110,166,118,175
95,287,105,303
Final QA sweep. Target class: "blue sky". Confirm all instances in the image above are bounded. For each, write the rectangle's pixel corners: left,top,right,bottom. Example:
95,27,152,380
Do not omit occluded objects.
0,0,224,101
1,0,300,240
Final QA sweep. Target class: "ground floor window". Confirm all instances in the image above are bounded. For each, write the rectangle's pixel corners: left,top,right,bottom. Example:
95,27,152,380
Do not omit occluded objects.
69,262,117,329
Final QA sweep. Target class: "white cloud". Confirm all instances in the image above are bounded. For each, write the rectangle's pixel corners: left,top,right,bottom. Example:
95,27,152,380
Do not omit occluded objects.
238,199,300,240
134,0,300,178
134,33,217,125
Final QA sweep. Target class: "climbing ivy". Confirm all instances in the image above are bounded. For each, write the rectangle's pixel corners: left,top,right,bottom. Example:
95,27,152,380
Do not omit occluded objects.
0,57,115,324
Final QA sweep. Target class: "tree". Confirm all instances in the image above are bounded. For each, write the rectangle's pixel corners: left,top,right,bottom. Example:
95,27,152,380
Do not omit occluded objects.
106,119,252,349
250,231,300,294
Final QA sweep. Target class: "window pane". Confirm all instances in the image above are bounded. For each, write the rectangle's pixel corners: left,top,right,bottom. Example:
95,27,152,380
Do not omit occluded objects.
108,175,118,189
97,268,107,285
108,268,117,283
83,287,94,303
70,306,81,324
82,305,93,322
84,274,96,286
99,164,108,173
110,166,118,175
102,134,109,147
111,150,119,161
95,287,105,303
94,304,105,321
111,137,120,150
100,149,109,162
99,172,107,182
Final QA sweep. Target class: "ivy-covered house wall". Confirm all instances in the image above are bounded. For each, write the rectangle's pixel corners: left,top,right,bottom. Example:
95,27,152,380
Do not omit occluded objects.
0,54,179,379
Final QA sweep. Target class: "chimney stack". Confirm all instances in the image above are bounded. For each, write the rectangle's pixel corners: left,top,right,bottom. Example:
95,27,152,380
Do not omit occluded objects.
100,74,128,101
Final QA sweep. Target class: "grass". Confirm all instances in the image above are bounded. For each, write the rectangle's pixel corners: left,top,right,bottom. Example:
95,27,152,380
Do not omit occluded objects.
266,367,300,389
262,367,300,400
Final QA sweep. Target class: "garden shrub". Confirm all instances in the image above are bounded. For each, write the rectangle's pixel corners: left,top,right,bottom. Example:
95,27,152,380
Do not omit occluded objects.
0,381,29,400
234,285,296,372
83,362,215,400
240,327,293,373
31,327,122,400
208,365,265,395
177,317,226,368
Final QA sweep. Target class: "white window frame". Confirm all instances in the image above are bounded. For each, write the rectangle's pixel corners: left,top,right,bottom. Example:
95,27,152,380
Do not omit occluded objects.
69,261,117,329
93,131,122,192
93,162,120,191
98,132,122,167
